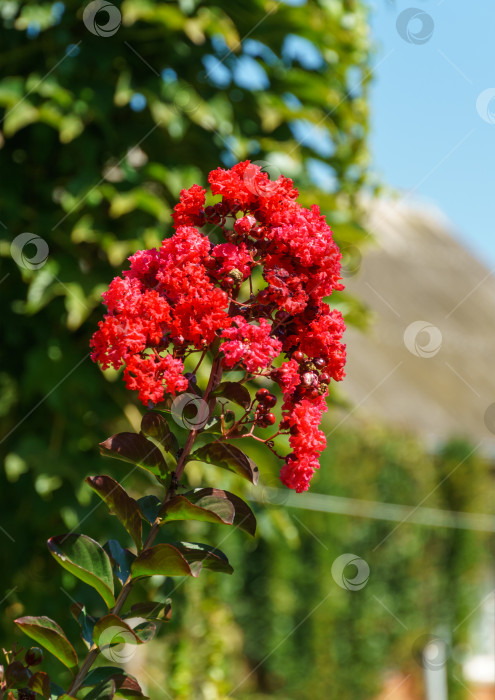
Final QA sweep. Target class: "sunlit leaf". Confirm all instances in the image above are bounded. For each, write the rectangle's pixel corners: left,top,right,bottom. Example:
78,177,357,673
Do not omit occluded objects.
14,617,78,674
29,671,51,699
140,412,178,456
173,541,233,574
185,488,256,536
188,442,259,484
131,544,202,579
93,614,156,648
160,494,235,527
99,433,169,478
47,535,115,608
124,600,172,622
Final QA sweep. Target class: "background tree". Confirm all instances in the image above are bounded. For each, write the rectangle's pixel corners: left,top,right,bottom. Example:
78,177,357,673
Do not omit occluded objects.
0,0,371,643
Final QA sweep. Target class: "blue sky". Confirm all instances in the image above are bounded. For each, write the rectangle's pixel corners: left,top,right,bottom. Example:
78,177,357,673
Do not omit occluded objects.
367,0,495,267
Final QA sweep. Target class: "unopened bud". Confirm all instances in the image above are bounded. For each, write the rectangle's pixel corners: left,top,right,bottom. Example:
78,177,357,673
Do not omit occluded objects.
234,215,256,235
228,269,243,284
25,648,43,667
301,372,318,387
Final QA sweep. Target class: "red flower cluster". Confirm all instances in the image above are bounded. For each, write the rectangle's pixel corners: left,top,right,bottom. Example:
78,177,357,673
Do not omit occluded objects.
91,161,346,492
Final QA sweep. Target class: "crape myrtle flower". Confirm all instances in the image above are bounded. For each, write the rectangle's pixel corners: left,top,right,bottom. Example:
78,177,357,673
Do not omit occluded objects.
91,161,346,492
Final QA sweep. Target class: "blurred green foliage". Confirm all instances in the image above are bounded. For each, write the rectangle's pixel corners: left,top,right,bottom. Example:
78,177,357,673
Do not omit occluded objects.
0,0,371,646
150,429,494,699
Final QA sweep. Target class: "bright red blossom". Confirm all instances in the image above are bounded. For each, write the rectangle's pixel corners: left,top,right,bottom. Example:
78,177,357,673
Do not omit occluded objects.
123,354,188,406
91,161,346,492
221,317,282,373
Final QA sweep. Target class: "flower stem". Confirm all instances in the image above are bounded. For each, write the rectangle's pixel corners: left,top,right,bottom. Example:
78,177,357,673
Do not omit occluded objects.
67,354,223,697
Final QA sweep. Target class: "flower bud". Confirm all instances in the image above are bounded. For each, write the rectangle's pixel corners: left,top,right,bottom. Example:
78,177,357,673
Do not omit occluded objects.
234,215,256,235
261,393,277,408
301,372,318,387
25,647,44,667
228,268,243,284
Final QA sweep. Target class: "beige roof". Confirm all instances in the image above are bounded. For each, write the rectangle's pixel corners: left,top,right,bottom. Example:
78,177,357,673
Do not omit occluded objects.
340,198,495,455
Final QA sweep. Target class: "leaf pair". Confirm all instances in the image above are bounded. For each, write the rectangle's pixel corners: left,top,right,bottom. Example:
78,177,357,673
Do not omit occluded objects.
87,476,257,549
162,488,256,537
187,442,259,485
131,542,233,578
100,408,260,487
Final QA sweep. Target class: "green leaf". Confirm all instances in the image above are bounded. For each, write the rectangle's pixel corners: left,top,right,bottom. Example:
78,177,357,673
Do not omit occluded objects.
104,540,136,586
212,382,251,409
185,488,257,536
188,442,259,484
140,412,178,456
173,542,233,574
49,682,66,700
82,668,132,687
131,544,202,579
160,494,235,527
93,614,156,649
82,667,148,697
86,476,142,551
14,617,78,674
29,671,51,699
124,600,172,622
84,679,116,700
69,603,94,648
99,432,169,478
47,535,115,608
137,495,161,525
